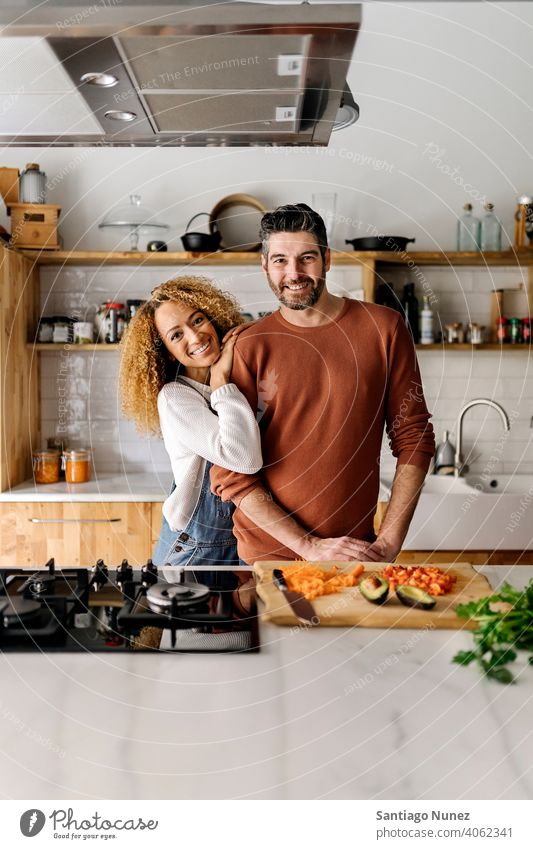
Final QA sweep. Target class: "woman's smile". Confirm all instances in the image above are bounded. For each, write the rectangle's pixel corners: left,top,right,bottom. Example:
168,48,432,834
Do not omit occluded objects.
154,300,221,379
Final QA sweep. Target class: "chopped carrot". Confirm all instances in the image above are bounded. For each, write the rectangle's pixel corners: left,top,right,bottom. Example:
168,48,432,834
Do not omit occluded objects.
279,563,364,600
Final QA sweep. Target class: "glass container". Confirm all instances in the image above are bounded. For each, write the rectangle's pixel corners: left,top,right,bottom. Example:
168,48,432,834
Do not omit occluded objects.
457,203,480,251
33,450,61,484
62,450,91,483
98,194,169,251
480,203,502,251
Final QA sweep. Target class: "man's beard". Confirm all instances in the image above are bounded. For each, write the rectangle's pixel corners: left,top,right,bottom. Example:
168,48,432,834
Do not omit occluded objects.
266,270,326,311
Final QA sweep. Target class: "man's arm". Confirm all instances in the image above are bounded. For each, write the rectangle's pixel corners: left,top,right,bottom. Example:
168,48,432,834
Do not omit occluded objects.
365,463,426,562
366,316,435,561
238,485,380,562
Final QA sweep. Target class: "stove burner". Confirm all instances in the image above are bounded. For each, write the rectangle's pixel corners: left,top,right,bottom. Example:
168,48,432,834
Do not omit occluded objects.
0,597,42,626
146,580,210,614
0,561,259,653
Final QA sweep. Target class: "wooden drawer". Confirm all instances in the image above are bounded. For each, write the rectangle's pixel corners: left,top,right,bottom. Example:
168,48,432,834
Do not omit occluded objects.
0,502,151,567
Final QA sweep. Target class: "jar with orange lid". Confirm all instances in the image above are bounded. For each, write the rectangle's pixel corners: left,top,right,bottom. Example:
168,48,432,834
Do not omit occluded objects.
62,449,92,483
33,450,61,484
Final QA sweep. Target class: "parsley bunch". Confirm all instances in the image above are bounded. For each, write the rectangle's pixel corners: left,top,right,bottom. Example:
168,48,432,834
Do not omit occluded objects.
453,578,533,684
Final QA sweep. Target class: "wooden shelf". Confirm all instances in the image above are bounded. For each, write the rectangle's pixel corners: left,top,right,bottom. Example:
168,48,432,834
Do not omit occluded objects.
416,343,532,351
27,342,532,353
29,343,119,351
15,247,533,267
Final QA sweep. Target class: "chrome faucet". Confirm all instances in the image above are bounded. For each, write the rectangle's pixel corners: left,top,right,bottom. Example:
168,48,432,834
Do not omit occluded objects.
454,398,510,477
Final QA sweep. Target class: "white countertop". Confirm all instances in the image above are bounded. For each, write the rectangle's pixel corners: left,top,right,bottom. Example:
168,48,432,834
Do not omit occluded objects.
0,565,532,800
0,473,172,502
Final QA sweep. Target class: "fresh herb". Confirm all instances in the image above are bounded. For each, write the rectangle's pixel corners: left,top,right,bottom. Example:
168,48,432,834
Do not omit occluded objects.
452,578,533,684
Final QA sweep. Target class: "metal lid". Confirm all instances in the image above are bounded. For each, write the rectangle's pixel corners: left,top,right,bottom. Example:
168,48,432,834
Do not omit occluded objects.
517,195,533,204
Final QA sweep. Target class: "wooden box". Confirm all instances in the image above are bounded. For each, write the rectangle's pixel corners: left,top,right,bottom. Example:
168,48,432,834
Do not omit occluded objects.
0,167,19,206
8,202,61,250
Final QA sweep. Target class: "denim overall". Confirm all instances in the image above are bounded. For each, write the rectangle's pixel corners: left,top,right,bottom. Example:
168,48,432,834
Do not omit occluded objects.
152,380,240,589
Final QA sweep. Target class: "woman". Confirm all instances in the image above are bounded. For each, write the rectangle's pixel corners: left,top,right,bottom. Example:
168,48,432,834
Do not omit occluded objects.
119,276,261,594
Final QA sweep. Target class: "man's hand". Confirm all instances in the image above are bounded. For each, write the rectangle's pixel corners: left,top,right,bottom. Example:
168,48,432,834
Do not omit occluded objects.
298,535,377,562
360,536,402,564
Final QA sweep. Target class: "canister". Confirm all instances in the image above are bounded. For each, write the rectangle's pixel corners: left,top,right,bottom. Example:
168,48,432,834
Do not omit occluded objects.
19,163,46,204
62,449,91,483
33,449,61,484
73,321,94,344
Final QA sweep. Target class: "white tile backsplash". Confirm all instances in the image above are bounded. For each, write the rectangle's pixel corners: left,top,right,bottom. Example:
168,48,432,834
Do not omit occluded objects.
39,264,533,480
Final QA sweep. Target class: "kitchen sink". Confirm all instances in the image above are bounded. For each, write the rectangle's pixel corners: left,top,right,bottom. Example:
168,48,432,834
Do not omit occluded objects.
464,474,533,496
380,474,533,550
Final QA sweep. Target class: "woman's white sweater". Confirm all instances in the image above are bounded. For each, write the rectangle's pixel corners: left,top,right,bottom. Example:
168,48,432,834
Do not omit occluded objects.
157,377,262,533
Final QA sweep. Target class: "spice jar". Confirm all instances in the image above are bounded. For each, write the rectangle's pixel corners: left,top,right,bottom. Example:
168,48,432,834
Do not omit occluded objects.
467,322,483,345
52,316,73,344
94,302,126,343
33,450,61,484
509,317,521,344
37,317,54,343
496,317,509,343
522,317,531,344
62,449,91,483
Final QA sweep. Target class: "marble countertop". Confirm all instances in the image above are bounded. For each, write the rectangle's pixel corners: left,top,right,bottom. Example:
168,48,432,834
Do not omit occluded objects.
0,565,532,800
0,473,172,502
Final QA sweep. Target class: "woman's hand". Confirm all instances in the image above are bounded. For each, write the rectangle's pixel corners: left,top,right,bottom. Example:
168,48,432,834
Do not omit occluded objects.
209,333,237,391
221,320,256,345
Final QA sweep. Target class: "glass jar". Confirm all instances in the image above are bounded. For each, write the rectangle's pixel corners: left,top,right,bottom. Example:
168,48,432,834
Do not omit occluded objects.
509,317,521,344
62,449,91,483
20,163,46,204
522,317,531,344
73,321,94,344
33,450,61,484
94,302,126,343
52,316,73,344
496,317,509,343
468,322,483,345
37,317,54,343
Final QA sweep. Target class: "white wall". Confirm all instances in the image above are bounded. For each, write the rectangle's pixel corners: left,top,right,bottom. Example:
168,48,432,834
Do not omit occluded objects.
2,2,533,251
39,262,533,480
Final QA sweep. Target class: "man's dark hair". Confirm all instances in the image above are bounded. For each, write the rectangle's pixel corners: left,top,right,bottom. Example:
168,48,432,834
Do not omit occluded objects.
259,203,328,261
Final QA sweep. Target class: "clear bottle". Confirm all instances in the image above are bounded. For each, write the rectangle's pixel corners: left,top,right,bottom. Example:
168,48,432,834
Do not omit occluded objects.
419,295,434,344
480,202,502,251
402,282,420,343
457,203,481,251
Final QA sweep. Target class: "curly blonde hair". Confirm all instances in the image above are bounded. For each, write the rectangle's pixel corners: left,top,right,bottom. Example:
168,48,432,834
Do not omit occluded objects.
119,276,243,434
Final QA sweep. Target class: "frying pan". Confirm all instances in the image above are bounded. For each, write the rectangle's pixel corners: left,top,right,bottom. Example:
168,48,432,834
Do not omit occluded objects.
345,236,415,252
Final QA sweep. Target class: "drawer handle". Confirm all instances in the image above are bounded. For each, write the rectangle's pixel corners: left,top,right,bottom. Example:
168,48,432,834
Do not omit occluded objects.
29,518,122,524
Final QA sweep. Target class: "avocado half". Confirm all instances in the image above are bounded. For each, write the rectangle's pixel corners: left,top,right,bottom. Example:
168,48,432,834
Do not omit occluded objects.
359,574,389,605
396,584,436,610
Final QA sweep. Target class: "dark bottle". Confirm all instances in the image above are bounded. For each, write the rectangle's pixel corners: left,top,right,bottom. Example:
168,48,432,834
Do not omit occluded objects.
376,282,403,313
402,282,420,343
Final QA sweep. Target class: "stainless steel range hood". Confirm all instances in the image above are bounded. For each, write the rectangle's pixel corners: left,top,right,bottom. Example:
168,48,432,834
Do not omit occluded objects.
0,2,361,147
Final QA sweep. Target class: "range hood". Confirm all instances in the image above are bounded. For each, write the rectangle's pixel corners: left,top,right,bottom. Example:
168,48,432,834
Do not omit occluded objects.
0,2,361,147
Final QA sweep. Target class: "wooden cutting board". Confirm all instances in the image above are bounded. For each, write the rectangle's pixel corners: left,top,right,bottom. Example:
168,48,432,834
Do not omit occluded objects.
254,562,492,629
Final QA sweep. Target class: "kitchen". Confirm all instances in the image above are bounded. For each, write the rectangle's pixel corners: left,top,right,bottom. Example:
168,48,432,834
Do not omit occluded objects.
0,0,532,838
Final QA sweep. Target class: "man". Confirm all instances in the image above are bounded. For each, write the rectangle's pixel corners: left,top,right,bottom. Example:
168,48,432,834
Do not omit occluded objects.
211,204,435,565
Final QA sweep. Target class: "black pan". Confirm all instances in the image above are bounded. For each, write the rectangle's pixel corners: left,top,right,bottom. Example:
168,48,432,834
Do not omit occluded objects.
181,213,221,252
345,236,415,252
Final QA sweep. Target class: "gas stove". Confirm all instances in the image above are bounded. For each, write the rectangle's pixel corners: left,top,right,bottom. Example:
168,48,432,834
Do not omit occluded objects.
0,559,259,653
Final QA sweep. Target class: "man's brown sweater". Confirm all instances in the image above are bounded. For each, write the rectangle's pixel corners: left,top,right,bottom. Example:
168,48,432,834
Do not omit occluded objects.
211,298,435,564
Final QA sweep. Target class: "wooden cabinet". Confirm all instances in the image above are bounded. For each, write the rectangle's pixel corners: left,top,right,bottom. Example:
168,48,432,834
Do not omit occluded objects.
0,502,152,567
150,502,164,550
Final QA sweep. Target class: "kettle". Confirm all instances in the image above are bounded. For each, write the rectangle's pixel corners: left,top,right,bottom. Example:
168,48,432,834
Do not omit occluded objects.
181,213,221,252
